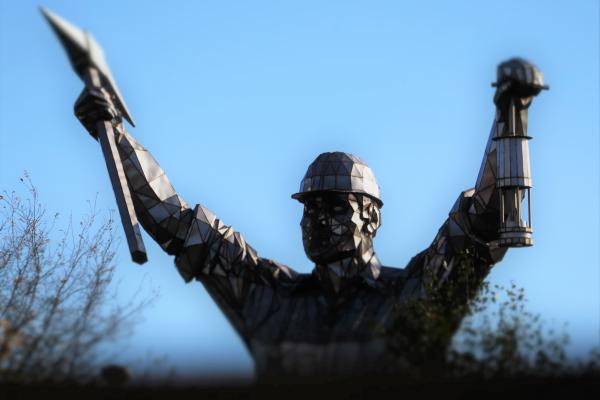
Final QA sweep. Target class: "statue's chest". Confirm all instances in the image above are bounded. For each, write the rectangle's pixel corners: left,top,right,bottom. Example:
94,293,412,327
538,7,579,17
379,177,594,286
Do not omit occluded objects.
243,289,405,377
245,288,401,343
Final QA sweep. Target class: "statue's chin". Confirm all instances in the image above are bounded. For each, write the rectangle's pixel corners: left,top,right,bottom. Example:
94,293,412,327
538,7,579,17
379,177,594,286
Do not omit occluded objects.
305,246,355,265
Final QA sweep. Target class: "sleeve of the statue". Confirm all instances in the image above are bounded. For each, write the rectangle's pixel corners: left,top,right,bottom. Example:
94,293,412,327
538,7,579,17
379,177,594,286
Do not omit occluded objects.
174,204,261,283
446,189,507,265
115,128,194,255
405,188,508,290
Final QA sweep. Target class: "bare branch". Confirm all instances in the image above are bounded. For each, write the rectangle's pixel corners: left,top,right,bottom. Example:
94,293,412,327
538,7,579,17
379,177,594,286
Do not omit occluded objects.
0,176,156,384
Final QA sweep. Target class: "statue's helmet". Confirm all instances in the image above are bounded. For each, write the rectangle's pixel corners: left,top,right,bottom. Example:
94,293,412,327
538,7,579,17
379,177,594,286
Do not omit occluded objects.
495,58,548,93
291,152,383,207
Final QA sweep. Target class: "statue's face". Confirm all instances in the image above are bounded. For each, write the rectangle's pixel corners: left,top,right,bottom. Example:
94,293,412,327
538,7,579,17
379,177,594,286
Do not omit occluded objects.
300,192,372,264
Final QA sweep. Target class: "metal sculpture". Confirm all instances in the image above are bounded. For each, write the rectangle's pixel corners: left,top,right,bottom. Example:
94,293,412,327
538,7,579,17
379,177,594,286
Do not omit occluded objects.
43,8,547,380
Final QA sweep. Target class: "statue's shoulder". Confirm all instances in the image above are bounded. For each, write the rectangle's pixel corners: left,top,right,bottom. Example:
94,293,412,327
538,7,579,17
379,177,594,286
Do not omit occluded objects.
255,257,305,287
377,265,408,287
377,266,423,300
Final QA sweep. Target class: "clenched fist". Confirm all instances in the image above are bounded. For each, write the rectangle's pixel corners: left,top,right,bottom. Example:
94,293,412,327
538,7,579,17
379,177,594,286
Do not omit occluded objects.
493,58,547,110
74,87,122,139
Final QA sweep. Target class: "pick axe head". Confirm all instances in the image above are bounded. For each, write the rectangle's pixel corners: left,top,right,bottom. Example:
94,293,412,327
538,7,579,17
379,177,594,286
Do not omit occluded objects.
41,7,135,127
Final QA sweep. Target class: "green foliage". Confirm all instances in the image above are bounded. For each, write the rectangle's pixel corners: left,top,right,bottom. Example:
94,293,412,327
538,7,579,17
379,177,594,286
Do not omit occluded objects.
387,251,599,380
385,251,481,375
447,281,570,379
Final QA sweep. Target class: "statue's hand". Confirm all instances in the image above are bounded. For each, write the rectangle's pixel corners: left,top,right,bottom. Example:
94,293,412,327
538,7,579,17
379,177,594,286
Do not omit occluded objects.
493,58,547,110
74,87,122,139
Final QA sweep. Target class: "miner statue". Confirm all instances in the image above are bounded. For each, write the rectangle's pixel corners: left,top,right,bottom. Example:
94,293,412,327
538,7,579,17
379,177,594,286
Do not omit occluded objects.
43,8,547,381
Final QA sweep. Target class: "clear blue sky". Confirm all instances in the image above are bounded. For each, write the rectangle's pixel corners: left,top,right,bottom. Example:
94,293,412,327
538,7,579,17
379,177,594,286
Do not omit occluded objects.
1,0,598,381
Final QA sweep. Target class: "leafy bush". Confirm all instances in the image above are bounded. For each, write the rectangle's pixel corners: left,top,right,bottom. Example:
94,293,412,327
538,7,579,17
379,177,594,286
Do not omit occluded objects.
388,252,599,380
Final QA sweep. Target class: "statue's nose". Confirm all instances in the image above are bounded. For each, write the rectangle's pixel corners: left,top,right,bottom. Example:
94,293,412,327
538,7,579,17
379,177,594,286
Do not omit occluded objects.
316,210,329,224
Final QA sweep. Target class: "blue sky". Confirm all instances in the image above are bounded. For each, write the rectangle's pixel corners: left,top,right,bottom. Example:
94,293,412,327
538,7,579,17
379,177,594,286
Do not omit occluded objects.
0,0,598,380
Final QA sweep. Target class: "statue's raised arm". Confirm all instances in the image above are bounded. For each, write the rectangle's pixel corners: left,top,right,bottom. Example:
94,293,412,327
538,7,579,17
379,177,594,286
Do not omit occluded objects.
75,88,193,259
404,58,547,302
74,89,297,319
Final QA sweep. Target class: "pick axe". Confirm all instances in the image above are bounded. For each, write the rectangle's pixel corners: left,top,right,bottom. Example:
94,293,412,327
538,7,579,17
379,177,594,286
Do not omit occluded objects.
41,7,147,264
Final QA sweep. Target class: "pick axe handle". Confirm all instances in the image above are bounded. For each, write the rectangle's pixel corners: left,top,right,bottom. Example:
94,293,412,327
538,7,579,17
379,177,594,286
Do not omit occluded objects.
85,67,148,265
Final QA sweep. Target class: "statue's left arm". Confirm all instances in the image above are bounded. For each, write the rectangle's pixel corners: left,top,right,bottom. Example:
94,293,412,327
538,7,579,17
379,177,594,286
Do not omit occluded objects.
403,59,547,302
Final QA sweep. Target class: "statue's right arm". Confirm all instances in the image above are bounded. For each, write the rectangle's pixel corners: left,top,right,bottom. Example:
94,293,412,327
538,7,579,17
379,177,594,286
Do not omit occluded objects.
114,125,298,335
73,87,195,260
112,127,298,288
112,124,193,257
74,88,297,294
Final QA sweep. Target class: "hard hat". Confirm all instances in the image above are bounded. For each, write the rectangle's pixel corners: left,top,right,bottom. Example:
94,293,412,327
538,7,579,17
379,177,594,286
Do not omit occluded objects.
494,58,548,91
291,152,383,207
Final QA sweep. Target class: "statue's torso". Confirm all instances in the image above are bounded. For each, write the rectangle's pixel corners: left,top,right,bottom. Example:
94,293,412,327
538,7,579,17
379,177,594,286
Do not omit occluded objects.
203,266,425,377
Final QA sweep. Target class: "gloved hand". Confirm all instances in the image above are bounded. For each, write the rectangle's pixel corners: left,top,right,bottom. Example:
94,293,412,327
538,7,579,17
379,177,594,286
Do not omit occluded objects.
74,87,122,139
